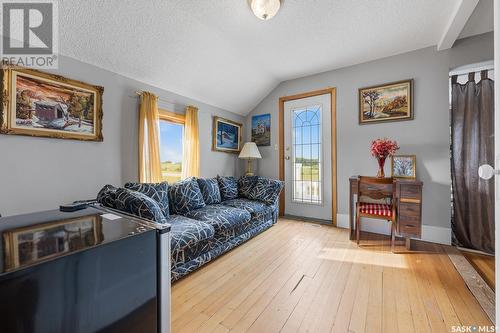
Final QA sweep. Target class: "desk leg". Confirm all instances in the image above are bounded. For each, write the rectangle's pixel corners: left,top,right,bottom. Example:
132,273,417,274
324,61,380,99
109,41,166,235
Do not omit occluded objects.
349,185,354,240
405,237,412,250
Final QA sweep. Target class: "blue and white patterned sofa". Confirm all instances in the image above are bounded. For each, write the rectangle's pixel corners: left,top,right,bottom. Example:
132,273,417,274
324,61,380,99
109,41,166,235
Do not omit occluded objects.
96,176,284,281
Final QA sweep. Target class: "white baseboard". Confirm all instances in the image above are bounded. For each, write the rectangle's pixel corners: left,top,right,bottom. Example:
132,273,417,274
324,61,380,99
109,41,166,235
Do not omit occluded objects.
421,225,451,245
336,213,451,245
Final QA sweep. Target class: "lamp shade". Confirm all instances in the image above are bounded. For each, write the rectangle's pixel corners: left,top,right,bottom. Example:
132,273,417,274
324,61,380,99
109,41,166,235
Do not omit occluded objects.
239,142,262,159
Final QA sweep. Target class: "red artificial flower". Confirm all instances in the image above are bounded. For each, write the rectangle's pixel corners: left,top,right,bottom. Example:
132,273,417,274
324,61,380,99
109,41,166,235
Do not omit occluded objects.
370,138,399,159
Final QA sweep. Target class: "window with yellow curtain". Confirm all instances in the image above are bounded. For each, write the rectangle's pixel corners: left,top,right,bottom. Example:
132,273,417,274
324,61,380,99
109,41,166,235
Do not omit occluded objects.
159,110,185,183
157,105,200,182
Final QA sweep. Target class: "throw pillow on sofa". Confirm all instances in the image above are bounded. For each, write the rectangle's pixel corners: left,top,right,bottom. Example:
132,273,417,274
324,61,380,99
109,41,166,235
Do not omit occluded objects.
168,178,206,215
217,175,238,201
196,178,222,205
248,177,285,205
115,187,166,223
97,184,118,208
124,182,169,218
238,175,258,198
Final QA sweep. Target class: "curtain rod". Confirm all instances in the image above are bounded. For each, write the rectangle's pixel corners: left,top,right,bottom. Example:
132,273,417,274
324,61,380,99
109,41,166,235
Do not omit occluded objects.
449,60,494,76
133,90,178,106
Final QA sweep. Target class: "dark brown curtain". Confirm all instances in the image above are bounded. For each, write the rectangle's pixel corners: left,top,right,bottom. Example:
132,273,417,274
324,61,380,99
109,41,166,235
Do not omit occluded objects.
451,71,495,254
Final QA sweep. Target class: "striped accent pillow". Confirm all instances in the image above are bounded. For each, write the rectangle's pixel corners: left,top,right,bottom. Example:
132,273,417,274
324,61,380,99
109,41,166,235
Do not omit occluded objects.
359,203,392,217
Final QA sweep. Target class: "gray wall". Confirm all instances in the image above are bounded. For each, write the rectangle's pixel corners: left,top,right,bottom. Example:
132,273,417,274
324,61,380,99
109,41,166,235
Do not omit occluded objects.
0,56,243,216
245,32,494,229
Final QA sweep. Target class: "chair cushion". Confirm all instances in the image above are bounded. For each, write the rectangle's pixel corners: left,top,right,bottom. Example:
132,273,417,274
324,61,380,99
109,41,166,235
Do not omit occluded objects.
359,203,392,217
168,178,206,215
238,176,258,199
196,178,222,205
124,182,169,218
248,177,285,205
217,176,238,201
222,198,273,217
115,188,167,223
184,204,251,232
97,184,118,209
167,215,215,253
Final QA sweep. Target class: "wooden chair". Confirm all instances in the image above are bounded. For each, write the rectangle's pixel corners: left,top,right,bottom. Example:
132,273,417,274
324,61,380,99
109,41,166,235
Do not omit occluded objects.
355,176,397,251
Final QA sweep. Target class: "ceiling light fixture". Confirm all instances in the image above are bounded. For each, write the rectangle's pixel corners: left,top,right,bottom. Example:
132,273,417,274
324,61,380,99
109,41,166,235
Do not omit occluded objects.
250,0,281,21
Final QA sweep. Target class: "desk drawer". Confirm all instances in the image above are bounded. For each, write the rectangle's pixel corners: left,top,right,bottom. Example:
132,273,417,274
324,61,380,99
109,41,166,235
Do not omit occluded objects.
399,202,420,217
398,202,422,237
399,184,421,200
399,223,421,236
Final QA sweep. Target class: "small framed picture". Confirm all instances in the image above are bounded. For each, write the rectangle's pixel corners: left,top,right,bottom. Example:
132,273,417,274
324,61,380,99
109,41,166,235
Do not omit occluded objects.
391,155,416,178
251,113,271,146
212,116,242,153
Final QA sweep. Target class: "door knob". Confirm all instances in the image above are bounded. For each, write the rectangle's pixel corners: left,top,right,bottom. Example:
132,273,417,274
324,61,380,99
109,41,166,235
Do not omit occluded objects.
478,164,499,180
285,156,290,160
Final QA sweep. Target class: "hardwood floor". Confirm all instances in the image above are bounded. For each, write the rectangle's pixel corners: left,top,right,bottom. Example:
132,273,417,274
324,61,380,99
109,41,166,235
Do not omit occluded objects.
461,250,495,291
171,219,492,333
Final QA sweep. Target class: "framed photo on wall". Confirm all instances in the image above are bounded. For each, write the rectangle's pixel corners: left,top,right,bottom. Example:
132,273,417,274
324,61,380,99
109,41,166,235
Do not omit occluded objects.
391,155,416,178
251,113,271,146
0,65,104,141
212,116,242,153
359,79,413,125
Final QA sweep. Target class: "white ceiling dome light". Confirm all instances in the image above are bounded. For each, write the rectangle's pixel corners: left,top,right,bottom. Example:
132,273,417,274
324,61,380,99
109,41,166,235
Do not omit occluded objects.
250,0,281,20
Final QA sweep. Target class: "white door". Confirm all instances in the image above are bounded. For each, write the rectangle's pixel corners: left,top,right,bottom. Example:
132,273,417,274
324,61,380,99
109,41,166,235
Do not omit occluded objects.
494,0,500,325
283,94,332,221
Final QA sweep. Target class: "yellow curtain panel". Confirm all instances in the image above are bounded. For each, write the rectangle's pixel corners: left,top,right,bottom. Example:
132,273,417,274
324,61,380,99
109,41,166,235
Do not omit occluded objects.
182,105,200,178
138,92,163,183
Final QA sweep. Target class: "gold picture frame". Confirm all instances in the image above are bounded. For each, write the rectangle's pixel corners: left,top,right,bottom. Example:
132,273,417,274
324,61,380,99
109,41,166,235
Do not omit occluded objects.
3,215,103,271
391,155,416,179
212,116,242,153
359,79,413,125
0,65,104,141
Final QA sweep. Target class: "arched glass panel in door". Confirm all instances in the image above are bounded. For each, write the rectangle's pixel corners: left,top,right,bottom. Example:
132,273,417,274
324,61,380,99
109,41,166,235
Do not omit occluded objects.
292,105,322,204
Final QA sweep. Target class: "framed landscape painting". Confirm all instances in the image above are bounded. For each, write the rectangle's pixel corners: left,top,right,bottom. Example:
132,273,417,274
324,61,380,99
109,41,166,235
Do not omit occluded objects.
251,113,271,146
212,116,242,153
0,66,103,141
391,155,416,178
359,79,413,124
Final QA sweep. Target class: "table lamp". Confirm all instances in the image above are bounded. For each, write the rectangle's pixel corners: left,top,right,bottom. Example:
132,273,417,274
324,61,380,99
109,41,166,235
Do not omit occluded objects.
239,142,262,176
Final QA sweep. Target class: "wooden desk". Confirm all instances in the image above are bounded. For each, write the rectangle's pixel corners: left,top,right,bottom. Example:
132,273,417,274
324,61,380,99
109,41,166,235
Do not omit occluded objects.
349,176,423,246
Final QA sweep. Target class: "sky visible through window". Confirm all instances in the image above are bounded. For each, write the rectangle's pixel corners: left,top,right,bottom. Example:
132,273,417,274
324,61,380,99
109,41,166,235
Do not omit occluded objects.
159,120,183,183
160,121,183,163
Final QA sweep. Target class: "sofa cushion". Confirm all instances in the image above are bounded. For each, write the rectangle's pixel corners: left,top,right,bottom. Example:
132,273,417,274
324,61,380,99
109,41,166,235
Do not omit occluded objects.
168,178,206,215
248,177,285,205
217,176,238,201
115,188,166,223
184,204,251,232
97,184,118,209
124,182,169,218
238,176,259,199
196,178,222,205
167,215,215,253
221,198,273,217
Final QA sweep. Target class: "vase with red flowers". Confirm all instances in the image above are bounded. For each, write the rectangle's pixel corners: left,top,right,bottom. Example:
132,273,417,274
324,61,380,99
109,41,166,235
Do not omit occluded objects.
370,138,399,178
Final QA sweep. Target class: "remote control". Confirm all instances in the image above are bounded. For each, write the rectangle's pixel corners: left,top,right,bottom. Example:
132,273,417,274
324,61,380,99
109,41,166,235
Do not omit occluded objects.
60,202,89,212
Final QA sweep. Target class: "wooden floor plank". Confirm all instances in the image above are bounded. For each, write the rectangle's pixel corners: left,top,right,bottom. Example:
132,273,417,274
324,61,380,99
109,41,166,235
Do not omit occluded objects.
171,219,492,333
461,250,495,291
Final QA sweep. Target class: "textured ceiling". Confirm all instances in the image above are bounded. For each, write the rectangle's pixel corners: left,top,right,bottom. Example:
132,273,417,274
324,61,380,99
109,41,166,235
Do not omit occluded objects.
58,0,490,115
459,0,493,39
